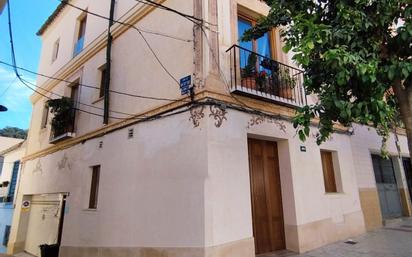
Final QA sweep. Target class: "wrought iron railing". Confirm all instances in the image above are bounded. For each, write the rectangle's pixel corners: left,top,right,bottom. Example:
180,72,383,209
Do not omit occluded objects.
226,45,306,107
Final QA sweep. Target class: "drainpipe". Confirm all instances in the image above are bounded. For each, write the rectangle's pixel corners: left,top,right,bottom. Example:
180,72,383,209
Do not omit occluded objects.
103,0,116,124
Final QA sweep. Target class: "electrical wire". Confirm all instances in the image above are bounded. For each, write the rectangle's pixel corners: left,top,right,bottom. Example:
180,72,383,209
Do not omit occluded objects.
0,76,17,99
0,61,190,103
5,0,140,121
60,0,182,86
19,77,137,118
57,0,192,43
134,0,217,28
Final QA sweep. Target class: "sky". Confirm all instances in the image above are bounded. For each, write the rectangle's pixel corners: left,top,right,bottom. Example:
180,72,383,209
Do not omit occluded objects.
0,0,59,129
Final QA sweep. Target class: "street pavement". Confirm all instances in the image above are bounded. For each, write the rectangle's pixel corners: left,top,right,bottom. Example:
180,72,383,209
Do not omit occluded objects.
2,218,412,257
260,218,412,257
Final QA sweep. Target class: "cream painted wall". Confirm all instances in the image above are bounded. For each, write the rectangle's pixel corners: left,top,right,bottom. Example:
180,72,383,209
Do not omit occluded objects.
13,112,209,248
351,124,409,189
29,0,195,155
204,109,363,247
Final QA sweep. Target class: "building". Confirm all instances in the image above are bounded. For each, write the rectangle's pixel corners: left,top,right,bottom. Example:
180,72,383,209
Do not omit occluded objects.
0,139,25,253
6,1,412,257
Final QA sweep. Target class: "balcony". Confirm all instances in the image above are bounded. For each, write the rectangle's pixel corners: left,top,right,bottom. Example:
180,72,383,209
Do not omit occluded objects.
48,98,76,144
226,45,307,107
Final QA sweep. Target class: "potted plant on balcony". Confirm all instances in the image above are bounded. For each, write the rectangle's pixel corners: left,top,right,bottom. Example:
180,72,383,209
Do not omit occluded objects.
277,69,298,99
47,97,75,139
241,53,257,89
255,70,268,92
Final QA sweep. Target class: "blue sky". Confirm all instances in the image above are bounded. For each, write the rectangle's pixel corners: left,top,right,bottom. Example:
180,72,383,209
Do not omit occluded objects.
0,1,59,129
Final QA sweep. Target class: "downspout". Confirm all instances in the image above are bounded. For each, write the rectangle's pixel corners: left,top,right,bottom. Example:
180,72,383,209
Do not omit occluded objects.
103,0,116,124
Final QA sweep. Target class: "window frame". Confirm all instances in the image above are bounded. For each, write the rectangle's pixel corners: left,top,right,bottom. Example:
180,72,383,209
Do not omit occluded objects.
99,65,107,98
73,13,87,56
41,103,49,129
320,150,339,193
237,13,277,60
88,165,101,209
52,38,60,62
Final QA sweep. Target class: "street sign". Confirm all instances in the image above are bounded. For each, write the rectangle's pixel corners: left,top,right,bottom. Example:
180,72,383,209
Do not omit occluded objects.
180,75,192,95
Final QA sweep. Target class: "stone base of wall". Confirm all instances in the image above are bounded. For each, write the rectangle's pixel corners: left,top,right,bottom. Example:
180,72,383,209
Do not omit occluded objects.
59,211,365,257
286,211,366,253
359,188,383,231
60,238,255,257
399,188,412,217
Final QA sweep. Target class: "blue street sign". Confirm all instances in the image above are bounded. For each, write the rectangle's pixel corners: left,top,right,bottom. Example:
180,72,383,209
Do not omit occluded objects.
180,75,192,95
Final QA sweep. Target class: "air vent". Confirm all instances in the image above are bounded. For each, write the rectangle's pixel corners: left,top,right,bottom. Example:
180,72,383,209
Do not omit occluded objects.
128,128,134,139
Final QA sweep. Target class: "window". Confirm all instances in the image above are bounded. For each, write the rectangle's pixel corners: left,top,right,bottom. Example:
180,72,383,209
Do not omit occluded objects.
3,225,10,246
99,66,107,98
88,165,100,209
52,39,60,62
74,14,87,56
7,161,20,202
238,16,273,59
320,151,337,193
41,104,49,129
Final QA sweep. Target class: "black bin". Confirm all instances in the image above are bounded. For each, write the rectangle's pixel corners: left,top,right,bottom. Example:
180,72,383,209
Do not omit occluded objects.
39,244,60,257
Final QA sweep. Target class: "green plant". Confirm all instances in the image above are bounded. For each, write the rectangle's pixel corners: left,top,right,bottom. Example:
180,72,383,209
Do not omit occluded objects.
278,69,297,89
242,53,257,78
47,97,75,137
242,0,411,159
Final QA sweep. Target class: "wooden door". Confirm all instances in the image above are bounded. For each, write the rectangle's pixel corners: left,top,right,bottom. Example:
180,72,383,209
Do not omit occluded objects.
248,138,285,254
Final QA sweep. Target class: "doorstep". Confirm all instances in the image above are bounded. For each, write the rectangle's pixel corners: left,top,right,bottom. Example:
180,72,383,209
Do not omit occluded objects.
257,250,296,257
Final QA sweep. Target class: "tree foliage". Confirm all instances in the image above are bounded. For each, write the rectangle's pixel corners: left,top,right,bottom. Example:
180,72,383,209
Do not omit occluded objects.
242,0,411,154
0,126,27,139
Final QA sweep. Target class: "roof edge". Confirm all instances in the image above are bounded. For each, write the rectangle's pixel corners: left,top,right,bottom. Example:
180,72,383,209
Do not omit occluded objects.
36,2,67,36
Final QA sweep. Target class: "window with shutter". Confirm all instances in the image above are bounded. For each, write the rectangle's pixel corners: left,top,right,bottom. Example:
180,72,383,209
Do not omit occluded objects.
320,151,337,193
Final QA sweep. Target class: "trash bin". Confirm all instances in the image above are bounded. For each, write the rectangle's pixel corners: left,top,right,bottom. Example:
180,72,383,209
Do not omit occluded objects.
39,244,60,257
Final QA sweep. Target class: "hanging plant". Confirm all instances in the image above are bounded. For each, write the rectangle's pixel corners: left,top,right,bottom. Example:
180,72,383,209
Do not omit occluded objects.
47,97,75,137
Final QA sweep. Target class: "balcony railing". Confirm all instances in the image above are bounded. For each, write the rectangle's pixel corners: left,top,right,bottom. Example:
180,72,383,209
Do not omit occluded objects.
226,45,307,107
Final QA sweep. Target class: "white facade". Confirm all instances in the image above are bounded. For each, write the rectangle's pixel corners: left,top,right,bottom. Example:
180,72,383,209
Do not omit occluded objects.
8,0,412,257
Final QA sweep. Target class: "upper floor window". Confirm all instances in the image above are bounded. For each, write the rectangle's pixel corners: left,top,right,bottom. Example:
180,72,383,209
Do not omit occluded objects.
88,165,101,209
52,39,60,62
41,104,49,129
99,66,107,98
74,14,87,56
238,15,274,60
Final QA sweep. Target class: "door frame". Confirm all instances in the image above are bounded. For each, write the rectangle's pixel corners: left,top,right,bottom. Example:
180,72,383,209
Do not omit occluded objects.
247,137,286,254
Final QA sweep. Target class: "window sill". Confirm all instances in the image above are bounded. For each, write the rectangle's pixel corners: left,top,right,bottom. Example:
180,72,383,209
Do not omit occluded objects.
83,208,98,212
325,192,345,197
92,96,104,104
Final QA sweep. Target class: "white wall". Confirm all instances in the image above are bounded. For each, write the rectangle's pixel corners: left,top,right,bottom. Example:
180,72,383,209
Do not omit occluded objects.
351,124,409,189
18,111,208,248
204,109,362,246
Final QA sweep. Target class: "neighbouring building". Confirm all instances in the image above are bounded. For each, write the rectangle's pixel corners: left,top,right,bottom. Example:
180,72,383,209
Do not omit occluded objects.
6,1,411,257
0,139,25,253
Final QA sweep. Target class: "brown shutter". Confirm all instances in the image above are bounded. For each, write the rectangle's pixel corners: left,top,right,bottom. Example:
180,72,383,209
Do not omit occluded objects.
320,151,337,193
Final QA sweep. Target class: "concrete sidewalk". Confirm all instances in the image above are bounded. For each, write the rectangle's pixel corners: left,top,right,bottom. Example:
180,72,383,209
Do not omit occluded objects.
3,219,412,257
261,218,412,257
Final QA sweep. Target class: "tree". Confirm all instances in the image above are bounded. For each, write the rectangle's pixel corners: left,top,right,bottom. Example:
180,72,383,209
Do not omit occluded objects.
242,1,411,157
0,126,27,139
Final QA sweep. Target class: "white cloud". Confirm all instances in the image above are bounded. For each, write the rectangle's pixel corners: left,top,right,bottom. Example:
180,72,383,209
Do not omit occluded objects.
0,67,34,113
